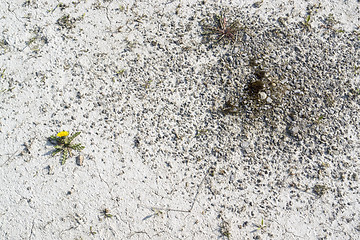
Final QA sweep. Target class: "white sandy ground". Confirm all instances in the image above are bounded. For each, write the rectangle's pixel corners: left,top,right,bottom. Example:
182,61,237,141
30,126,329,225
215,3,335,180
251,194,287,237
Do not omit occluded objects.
1,0,360,239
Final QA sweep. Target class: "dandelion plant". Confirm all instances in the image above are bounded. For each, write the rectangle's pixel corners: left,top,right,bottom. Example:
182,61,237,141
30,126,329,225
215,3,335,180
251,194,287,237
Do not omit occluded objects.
49,131,85,165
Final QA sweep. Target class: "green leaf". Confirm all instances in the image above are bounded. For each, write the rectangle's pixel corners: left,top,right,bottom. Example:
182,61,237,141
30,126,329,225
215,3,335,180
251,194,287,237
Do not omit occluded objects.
49,135,59,144
71,143,85,151
68,132,81,143
51,148,62,156
61,150,68,165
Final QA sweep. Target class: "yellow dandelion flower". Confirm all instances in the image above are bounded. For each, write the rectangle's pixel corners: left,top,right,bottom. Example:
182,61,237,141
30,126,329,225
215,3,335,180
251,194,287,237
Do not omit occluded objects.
57,131,69,137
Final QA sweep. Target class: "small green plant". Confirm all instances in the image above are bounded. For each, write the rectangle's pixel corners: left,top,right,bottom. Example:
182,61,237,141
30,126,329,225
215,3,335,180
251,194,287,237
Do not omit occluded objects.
195,129,208,137
144,79,153,89
89,226,97,235
0,87,14,93
303,3,321,30
49,131,85,165
151,208,164,218
259,218,265,230
0,68,5,78
349,88,360,100
115,69,125,76
355,65,360,73
254,218,266,232
0,39,10,53
118,4,125,12
302,14,312,30
314,115,325,124
101,208,113,218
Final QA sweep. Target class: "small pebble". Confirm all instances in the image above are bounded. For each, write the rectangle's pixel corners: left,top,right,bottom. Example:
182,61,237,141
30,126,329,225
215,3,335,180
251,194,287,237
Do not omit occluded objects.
241,141,250,148
259,92,267,100
291,126,300,135
77,155,84,166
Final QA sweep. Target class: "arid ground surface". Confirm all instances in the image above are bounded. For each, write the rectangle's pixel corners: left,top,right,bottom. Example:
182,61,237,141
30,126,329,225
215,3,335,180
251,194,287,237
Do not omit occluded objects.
1,0,360,239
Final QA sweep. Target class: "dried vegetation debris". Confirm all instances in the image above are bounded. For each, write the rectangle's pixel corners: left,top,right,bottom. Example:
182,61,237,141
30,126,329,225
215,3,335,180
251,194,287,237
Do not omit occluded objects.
57,14,77,29
201,12,241,45
56,13,84,30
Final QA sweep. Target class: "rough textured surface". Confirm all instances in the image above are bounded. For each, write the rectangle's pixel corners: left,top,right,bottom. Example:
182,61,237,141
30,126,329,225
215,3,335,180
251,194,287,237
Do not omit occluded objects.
1,0,360,239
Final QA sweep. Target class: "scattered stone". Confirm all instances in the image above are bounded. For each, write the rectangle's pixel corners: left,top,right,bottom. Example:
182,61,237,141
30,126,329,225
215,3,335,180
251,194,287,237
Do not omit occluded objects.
290,126,300,136
259,92,267,100
77,155,84,166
